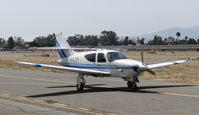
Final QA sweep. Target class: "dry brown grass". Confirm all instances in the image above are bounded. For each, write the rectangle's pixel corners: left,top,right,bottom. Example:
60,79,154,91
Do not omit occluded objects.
141,65,199,84
125,51,195,61
0,57,73,74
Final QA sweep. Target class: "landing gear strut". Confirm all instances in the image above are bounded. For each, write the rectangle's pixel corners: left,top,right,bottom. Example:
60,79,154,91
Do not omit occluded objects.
76,74,86,91
127,81,138,91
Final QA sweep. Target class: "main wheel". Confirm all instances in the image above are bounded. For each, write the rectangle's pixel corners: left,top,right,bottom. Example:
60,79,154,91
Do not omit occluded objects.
76,82,85,91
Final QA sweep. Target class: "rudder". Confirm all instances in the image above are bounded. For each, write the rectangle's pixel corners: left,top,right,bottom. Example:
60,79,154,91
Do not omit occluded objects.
55,33,74,59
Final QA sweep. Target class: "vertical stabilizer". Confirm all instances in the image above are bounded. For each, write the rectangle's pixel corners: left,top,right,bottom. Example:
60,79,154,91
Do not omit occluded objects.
55,33,75,59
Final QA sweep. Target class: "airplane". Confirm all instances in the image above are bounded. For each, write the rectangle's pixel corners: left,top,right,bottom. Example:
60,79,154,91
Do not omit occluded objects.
15,33,186,91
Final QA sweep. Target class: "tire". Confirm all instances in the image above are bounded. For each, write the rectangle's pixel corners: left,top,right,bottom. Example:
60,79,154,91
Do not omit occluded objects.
76,82,85,91
127,81,138,91
127,81,132,88
131,83,138,92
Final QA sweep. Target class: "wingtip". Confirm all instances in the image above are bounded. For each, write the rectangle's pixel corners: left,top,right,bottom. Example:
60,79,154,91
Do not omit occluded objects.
172,60,186,65
177,60,187,63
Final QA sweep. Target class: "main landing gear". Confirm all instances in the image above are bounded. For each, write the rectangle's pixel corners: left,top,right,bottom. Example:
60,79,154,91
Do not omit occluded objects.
76,74,86,91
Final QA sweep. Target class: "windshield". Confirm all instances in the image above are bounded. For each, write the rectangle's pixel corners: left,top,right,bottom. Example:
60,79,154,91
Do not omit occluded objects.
107,52,127,62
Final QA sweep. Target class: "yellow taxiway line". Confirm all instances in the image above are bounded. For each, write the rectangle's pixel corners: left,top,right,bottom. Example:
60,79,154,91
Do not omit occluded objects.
160,92,199,98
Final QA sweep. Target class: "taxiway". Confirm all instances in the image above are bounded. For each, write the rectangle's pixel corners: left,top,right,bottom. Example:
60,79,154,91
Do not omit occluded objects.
0,68,198,115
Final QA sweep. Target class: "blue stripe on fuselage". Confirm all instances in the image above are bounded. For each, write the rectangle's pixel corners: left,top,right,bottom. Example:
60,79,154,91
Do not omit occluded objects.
62,64,133,69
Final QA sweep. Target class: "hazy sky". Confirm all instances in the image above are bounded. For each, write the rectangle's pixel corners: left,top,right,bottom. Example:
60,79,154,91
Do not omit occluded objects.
0,0,199,41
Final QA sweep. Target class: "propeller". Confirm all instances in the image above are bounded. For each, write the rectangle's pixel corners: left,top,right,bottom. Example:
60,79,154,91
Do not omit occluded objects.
145,68,156,75
140,50,156,75
131,65,156,75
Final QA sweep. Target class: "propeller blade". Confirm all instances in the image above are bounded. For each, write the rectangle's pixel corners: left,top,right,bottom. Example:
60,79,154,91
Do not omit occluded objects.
138,66,156,75
146,69,156,75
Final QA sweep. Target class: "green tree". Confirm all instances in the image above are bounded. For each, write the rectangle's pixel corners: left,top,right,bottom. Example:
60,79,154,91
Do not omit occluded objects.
148,35,163,45
132,38,136,45
0,38,5,48
185,36,189,44
99,30,118,45
46,34,56,47
67,34,81,46
31,34,55,47
197,38,199,44
155,36,163,45
28,41,38,47
163,38,168,45
14,37,25,49
176,32,181,43
188,38,197,44
85,35,98,46
167,36,175,45
7,36,15,50
67,34,99,46
136,37,145,45
123,36,129,45
33,36,46,47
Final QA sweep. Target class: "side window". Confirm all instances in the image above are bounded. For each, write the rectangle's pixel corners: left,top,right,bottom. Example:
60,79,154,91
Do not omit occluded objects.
85,53,96,62
97,53,106,63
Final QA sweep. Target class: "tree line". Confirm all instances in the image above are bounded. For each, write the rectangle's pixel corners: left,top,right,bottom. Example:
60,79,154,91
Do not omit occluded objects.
0,31,199,50
0,36,26,50
67,31,199,46
67,30,145,46
147,32,199,45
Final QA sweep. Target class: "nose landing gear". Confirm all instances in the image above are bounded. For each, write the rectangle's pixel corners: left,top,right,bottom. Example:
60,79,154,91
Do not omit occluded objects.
127,81,138,91
125,76,139,91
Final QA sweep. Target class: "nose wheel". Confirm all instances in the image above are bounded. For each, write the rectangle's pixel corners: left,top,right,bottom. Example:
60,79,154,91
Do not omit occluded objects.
127,81,138,91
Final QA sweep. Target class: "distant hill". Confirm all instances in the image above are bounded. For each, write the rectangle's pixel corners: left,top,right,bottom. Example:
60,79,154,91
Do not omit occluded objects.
135,26,199,40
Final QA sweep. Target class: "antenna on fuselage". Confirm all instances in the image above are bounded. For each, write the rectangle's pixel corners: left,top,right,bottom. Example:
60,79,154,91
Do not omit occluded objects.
141,50,144,65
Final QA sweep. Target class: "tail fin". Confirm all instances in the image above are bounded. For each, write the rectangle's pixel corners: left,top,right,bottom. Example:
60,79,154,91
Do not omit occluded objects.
55,33,75,59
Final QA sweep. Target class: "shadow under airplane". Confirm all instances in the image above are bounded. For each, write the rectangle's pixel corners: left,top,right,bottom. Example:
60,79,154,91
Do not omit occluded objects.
27,84,196,98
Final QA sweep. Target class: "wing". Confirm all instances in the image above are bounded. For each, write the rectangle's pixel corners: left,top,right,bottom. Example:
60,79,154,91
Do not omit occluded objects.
147,60,186,69
15,61,110,76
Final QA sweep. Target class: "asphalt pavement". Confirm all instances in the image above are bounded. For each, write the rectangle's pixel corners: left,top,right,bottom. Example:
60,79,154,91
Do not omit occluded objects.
0,68,198,115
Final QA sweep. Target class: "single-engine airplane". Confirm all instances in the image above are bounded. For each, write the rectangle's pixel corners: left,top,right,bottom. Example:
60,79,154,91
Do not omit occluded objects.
15,33,186,91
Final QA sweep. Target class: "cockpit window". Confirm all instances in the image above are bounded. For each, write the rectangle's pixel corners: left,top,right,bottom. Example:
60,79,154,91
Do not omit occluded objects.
97,53,106,63
85,53,96,62
107,52,127,62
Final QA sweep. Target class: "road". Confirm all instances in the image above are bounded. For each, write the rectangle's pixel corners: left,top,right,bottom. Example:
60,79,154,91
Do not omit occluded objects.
0,68,198,115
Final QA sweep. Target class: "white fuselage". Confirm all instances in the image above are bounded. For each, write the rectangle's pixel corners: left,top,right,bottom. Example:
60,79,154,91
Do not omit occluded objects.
57,50,144,78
